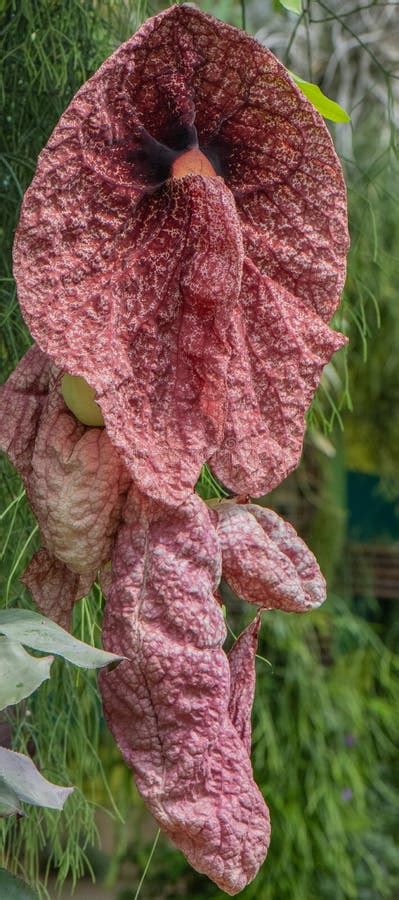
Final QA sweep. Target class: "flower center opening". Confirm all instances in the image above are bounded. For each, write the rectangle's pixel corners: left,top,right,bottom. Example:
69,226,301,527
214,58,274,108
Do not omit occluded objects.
171,148,217,180
130,123,220,187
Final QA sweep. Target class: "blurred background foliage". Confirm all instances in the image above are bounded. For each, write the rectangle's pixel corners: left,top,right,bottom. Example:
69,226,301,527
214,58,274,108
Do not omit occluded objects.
1,0,399,898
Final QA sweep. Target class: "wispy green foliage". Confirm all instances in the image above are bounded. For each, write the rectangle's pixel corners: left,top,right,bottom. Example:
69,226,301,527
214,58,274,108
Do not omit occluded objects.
0,588,126,898
342,157,399,479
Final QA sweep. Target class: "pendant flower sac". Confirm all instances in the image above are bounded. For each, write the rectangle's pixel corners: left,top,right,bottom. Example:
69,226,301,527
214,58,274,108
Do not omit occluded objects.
1,4,349,896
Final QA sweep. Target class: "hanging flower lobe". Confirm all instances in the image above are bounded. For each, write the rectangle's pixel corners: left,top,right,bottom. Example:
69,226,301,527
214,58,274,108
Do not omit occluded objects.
100,488,270,894
217,502,326,611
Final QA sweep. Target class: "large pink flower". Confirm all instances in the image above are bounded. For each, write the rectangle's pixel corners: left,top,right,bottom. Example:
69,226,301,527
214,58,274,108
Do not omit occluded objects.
13,4,348,505
1,5,349,893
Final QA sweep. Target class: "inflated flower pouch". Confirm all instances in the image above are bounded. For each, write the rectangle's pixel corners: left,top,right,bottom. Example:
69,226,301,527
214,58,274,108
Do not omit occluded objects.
0,5,349,894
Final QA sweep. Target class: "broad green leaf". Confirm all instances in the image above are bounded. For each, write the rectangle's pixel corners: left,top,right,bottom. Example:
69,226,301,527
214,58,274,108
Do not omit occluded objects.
0,869,38,899
0,609,124,669
0,778,24,817
290,72,351,122
280,0,301,13
0,636,53,711
0,747,74,810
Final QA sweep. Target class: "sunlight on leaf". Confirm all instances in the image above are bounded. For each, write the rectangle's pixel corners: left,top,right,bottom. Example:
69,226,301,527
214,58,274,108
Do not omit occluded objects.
279,0,301,13
0,747,73,810
0,780,24,817
0,609,124,669
290,72,351,122
0,636,53,711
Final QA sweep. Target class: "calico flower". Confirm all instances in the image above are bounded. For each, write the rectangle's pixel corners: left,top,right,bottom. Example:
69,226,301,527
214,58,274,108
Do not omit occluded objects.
1,5,349,894
12,4,348,505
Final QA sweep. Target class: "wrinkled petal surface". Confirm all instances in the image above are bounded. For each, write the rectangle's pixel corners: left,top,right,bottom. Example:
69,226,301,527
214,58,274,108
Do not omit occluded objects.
217,502,326,612
22,549,93,629
28,379,130,577
100,489,270,895
0,345,50,480
0,348,130,626
13,5,348,504
228,615,261,757
210,260,346,495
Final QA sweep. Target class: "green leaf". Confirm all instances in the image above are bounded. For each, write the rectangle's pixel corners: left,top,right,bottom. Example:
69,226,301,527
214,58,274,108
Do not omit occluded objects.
279,0,301,13
290,72,351,122
0,778,24,817
0,747,74,810
0,636,53,711
0,609,124,669
0,869,38,899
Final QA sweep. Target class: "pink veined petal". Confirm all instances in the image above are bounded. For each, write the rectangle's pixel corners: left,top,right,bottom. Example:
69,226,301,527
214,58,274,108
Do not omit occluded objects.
223,89,349,322
13,5,347,506
22,549,94,630
217,502,326,612
248,504,327,609
228,614,261,757
13,13,244,507
15,175,242,506
1,348,130,628
92,177,243,504
100,488,270,895
27,378,130,586
210,258,347,496
0,345,50,480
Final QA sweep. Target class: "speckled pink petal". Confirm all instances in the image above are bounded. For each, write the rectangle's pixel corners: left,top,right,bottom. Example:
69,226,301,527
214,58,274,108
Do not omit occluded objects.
15,176,243,506
28,377,130,590
22,549,93,630
1,349,130,627
210,259,346,496
100,489,270,895
0,345,50,480
228,615,261,757
13,11,245,506
224,83,349,323
13,5,347,505
248,504,327,609
217,502,326,612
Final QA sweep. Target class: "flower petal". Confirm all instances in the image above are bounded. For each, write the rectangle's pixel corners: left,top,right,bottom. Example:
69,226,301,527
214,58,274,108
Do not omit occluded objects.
13,5,347,504
223,93,348,321
14,9,246,505
248,504,326,609
16,175,242,505
228,615,261,757
1,349,130,627
24,384,130,627
100,489,270,895
210,259,346,496
28,380,130,584
22,549,93,630
217,502,326,612
0,345,50,480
